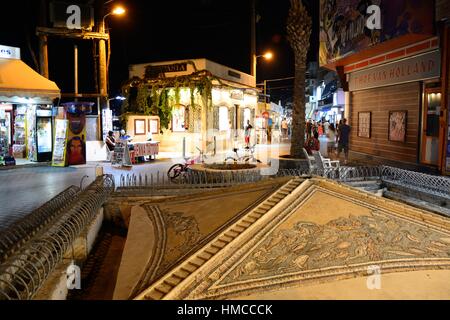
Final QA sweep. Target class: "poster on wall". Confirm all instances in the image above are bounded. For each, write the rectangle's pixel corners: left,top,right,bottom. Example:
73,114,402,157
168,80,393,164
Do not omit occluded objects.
67,111,87,165
52,119,68,167
319,0,434,66
357,112,371,138
388,111,407,142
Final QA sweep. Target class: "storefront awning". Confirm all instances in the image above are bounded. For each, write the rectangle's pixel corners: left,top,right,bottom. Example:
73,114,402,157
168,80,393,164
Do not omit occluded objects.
0,58,60,103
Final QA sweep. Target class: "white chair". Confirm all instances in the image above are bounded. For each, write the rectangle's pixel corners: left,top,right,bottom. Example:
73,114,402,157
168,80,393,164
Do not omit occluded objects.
312,151,340,176
106,147,114,162
302,148,316,173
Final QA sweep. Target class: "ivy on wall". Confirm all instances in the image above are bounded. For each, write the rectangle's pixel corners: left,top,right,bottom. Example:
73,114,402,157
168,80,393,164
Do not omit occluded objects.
121,69,220,131
120,60,258,133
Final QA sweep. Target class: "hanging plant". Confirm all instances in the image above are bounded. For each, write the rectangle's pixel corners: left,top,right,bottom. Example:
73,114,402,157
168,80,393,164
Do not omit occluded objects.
121,66,245,132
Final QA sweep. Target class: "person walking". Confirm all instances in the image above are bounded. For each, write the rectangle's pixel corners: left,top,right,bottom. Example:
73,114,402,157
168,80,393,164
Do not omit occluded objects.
306,120,312,140
326,123,336,158
244,120,253,148
337,118,351,164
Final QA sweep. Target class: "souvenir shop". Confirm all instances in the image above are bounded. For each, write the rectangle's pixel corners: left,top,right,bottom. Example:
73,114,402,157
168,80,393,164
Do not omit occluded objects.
0,45,60,165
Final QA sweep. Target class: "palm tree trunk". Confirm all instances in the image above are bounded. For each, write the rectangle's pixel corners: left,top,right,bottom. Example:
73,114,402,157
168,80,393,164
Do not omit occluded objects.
290,58,306,158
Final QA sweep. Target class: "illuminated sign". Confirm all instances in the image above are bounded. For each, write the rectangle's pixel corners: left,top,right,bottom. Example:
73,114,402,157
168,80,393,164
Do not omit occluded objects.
145,63,188,79
0,45,21,59
348,50,440,91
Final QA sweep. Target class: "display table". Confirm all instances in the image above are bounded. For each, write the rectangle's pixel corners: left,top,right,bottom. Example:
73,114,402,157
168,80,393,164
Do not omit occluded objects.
131,141,159,160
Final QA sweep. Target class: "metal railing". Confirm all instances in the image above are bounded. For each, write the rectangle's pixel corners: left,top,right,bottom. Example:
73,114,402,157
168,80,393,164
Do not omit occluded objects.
380,166,450,199
0,175,115,300
118,170,267,190
117,165,448,200
0,186,81,264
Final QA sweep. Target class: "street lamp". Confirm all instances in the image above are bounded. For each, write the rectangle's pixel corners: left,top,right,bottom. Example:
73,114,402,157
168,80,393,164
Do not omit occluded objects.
252,51,273,81
100,5,126,109
102,6,126,31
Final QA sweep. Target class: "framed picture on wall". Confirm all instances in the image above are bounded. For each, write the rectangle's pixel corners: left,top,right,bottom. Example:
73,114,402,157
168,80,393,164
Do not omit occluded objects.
388,111,407,142
148,119,160,134
134,119,146,135
357,112,371,138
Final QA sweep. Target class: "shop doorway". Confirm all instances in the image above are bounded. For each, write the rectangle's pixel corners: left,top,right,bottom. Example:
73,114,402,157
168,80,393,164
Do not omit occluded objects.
421,88,443,166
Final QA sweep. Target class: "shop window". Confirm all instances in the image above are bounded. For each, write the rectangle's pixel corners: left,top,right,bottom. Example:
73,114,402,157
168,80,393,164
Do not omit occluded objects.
219,106,229,131
243,108,251,127
172,105,186,132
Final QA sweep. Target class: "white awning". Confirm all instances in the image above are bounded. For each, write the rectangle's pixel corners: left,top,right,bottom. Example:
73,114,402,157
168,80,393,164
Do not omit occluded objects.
0,58,60,104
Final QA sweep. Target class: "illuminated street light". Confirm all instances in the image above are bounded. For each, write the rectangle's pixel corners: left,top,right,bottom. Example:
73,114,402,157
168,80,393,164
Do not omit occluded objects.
262,51,273,60
112,6,126,15
252,51,274,87
103,6,126,26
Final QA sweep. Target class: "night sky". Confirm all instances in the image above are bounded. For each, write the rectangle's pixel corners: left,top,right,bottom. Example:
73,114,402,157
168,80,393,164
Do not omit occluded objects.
0,0,319,107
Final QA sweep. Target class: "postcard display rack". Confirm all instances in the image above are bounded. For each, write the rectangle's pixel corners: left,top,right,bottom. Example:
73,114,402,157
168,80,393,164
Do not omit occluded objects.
13,106,27,158
0,116,8,162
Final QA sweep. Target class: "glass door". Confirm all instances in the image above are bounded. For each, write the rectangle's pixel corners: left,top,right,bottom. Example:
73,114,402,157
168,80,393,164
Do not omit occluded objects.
36,117,53,161
421,89,442,166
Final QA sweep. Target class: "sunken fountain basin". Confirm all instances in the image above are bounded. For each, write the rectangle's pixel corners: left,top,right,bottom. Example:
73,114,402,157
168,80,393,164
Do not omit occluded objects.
188,162,267,183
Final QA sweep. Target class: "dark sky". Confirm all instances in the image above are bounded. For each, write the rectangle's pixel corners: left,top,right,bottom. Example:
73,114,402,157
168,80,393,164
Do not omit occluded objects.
0,0,319,106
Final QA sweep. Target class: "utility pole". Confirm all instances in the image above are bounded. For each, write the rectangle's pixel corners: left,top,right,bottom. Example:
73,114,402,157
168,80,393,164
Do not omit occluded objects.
74,45,78,100
250,0,256,78
38,0,49,78
96,0,108,109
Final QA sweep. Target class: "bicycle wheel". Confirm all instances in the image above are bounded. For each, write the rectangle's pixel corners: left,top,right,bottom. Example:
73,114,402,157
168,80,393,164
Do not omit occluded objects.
168,164,185,180
224,157,237,163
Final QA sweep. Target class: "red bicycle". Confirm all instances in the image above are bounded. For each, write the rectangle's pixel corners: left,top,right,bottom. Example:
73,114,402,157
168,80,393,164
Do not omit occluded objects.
167,147,206,181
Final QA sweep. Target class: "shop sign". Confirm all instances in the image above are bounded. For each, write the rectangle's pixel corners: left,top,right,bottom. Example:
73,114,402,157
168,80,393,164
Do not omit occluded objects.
348,50,440,91
0,45,20,60
145,63,188,79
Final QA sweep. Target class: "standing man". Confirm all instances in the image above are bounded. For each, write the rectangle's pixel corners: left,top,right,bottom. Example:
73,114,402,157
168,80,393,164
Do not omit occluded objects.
244,120,253,148
267,117,273,144
281,118,288,139
337,118,351,164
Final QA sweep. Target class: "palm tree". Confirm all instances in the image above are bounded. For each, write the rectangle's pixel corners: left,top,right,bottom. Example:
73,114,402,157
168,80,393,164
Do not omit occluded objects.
286,0,312,158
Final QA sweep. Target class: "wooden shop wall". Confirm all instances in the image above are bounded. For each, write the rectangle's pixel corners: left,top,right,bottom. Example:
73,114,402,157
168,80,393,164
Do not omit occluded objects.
349,82,421,163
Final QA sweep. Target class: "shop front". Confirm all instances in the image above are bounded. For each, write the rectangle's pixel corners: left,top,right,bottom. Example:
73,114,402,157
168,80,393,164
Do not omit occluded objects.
124,59,258,156
345,45,443,167
319,0,449,174
0,45,60,165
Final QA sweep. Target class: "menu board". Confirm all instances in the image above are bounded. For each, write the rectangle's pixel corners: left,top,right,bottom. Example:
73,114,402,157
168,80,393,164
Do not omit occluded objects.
111,140,132,167
52,119,68,167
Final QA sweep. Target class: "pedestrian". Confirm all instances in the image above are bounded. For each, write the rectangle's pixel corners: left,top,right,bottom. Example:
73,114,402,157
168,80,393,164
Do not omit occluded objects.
326,123,336,158
337,118,351,164
306,120,312,140
281,118,288,139
323,120,330,136
105,130,116,151
244,120,253,148
267,117,273,144
305,131,320,155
